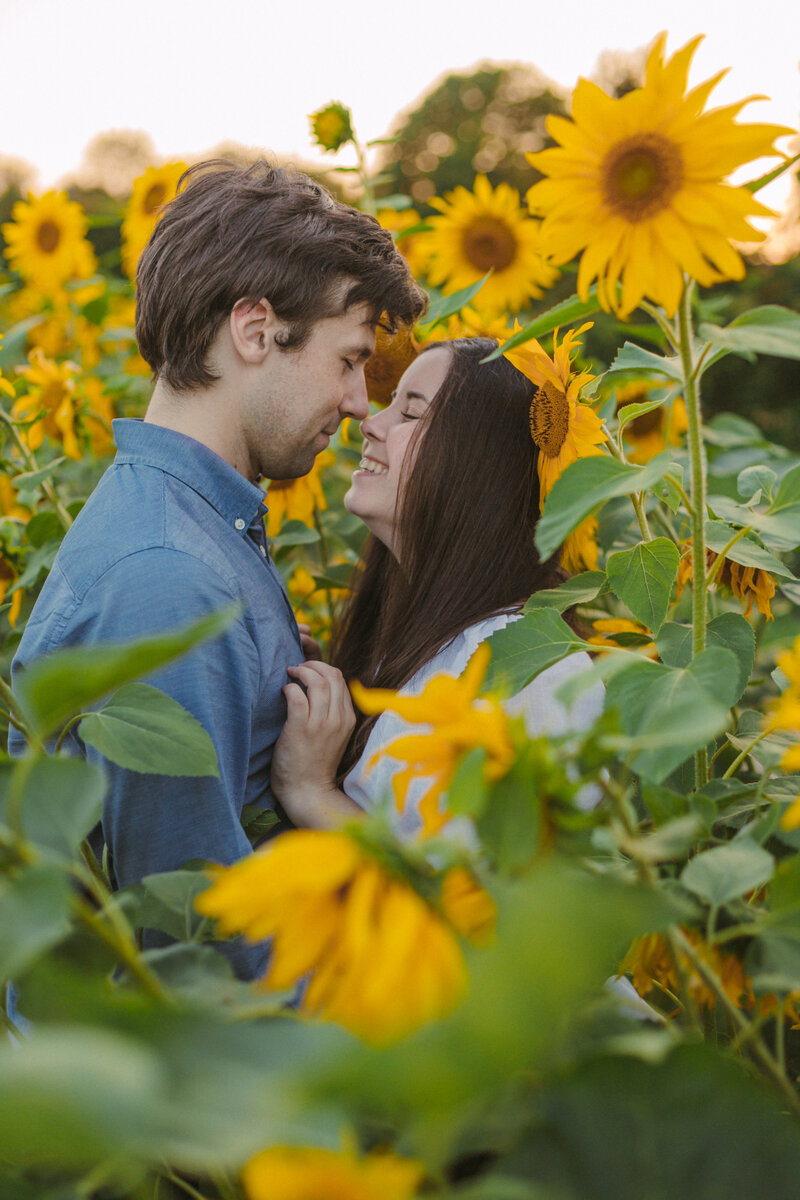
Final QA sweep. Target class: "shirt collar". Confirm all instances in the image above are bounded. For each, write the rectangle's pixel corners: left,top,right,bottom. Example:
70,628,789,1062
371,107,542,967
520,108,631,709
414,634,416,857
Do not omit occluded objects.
112,419,267,531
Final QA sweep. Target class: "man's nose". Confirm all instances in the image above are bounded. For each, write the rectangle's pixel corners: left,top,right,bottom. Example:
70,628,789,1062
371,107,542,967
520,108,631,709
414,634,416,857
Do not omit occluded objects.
343,371,369,421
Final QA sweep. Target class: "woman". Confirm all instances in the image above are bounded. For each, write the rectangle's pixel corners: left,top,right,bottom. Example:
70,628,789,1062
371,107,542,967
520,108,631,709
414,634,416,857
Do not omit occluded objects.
269,337,604,835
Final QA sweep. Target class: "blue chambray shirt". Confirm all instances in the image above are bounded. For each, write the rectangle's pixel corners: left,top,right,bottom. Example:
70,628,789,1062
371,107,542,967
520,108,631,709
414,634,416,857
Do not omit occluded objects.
9,419,304,978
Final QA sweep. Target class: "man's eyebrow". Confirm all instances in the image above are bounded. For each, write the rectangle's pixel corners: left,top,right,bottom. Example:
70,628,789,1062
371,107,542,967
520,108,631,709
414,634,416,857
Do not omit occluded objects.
348,344,373,362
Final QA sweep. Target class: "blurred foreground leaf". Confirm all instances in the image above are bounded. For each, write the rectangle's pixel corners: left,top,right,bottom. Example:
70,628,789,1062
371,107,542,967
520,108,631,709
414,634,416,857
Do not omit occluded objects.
79,683,219,777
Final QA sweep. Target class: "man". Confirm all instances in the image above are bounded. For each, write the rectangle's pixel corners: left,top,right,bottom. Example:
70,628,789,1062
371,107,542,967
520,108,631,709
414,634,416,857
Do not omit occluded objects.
9,160,426,977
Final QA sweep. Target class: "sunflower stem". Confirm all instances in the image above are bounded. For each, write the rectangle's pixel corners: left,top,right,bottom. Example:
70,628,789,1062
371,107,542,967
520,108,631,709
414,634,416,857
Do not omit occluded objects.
677,280,708,789
705,525,753,588
630,492,653,542
640,300,681,353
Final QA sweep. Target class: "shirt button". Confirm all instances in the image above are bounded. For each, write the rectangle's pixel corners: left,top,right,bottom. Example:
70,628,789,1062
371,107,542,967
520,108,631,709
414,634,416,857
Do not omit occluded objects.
234,517,246,531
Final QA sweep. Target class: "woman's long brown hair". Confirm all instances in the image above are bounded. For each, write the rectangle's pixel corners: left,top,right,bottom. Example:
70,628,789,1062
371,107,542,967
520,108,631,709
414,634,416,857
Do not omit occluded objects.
330,337,565,779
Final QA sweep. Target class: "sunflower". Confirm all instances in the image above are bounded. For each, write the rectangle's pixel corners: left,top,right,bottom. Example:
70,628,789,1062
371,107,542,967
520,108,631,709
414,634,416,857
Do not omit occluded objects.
2,191,96,295
676,543,775,621
364,323,420,407
121,162,186,279
424,174,560,314
351,643,513,836
309,101,354,152
588,616,657,658
616,381,688,463
242,1145,422,1200
0,557,23,628
377,206,431,280
80,376,116,457
765,634,800,790
13,349,82,461
525,34,792,317
195,829,468,1043
264,449,335,538
420,305,512,346
621,927,754,1014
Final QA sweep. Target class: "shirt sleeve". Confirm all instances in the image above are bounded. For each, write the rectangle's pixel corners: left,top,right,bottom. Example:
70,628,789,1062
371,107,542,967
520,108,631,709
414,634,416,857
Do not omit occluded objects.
63,547,269,978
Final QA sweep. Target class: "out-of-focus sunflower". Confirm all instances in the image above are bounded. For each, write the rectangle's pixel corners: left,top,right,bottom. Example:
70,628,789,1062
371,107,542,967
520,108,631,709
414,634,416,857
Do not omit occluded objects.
264,449,335,538
195,828,469,1043
765,635,800,798
588,616,658,658
377,206,430,280
2,191,96,295
242,1145,422,1200
365,323,420,406
351,643,514,836
424,175,559,314
621,927,754,1014
676,543,775,621
525,33,792,317
616,380,688,463
504,324,606,573
121,162,186,280
0,557,23,627
0,474,31,523
80,376,116,457
420,305,511,346
13,349,82,460
309,101,354,152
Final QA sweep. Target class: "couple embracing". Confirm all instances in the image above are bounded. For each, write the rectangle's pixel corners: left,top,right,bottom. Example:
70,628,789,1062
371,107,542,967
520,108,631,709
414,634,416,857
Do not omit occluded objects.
10,160,602,979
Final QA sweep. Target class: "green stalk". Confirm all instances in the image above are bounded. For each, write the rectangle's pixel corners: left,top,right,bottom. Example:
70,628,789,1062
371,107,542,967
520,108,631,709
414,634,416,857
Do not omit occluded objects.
0,409,73,532
676,281,709,788
353,138,377,217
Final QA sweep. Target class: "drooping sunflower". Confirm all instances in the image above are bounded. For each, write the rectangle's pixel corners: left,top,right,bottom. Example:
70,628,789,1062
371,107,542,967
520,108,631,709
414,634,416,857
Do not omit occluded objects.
121,162,186,279
616,380,688,463
2,191,96,295
195,828,468,1043
525,33,793,317
676,543,776,621
264,449,335,538
423,174,560,314
308,101,355,153
242,1145,422,1200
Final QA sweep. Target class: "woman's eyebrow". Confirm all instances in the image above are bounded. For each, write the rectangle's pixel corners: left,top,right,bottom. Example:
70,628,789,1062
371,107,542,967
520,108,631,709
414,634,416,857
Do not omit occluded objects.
404,390,430,403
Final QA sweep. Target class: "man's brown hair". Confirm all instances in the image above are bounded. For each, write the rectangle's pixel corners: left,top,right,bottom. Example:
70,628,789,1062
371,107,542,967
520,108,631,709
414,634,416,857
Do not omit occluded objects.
135,160,427,392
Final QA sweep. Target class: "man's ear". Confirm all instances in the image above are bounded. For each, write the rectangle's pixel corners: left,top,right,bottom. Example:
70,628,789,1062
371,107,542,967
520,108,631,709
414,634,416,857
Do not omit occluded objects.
229,297,283,364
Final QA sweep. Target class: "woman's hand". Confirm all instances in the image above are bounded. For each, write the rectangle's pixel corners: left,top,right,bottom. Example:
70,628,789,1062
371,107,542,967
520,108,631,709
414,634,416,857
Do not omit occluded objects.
297,622,323,662
270,661,362,828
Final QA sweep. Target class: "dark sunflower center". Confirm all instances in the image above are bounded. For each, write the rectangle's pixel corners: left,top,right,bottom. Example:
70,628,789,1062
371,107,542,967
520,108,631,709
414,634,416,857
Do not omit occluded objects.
529,382,569,458
628,407,664,437
36,220,61,253
143,183,168,214
462,218,517,272
601,133,684,222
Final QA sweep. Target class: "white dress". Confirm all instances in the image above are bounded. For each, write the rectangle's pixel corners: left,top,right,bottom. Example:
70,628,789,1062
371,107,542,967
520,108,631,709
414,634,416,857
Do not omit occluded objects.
343,612,605,839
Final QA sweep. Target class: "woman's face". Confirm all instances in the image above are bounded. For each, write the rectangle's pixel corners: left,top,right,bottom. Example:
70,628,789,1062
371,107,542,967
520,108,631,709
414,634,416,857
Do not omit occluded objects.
344,347,451,555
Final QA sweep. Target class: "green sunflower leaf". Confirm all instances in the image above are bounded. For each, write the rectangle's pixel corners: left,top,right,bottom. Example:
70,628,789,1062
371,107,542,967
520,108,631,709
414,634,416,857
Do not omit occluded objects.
681,839,774,908
699,306,800,362
79,683,219,777
606,342,684,380
705,520,796,579
479,287,602,360
535,453,672,561
606,538,680,634
606,648,737,782
744,152,800,193
524,570,607,613
656,613,755,705
417,273,492,330
485,608,590,694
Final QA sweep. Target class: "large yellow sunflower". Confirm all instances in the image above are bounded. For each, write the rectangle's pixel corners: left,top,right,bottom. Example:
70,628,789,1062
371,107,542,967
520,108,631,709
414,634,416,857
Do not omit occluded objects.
242,1145,422,1200
423,174,560,314
121,162,186,279
525,34,793,317
2,191,96,295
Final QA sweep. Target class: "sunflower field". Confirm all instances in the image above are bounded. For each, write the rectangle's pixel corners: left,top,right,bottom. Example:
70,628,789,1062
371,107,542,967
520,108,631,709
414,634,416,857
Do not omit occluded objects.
4,30,800,1200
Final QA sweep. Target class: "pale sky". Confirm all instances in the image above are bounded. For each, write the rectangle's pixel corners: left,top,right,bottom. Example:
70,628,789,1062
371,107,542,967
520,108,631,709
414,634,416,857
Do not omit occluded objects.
4,0,800,215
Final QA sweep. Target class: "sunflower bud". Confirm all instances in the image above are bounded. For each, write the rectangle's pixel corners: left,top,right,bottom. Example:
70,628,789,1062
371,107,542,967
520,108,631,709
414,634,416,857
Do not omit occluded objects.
309,102,354,153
